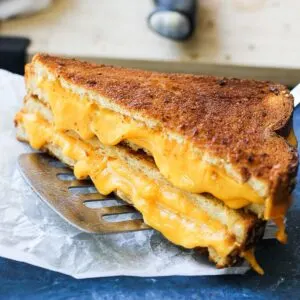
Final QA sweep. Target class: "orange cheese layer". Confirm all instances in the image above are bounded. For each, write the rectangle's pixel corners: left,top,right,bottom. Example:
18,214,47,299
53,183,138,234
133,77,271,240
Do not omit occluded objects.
242,249,264,275
37,80,266,210
19,112,239,257
287,128,297,147
273,217,288,244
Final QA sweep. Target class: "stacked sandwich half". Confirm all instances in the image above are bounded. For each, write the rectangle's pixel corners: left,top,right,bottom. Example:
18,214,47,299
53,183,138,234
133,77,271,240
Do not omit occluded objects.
15,54,298,274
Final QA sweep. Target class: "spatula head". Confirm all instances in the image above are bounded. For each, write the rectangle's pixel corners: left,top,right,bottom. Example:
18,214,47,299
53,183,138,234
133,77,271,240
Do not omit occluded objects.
18,153,150,234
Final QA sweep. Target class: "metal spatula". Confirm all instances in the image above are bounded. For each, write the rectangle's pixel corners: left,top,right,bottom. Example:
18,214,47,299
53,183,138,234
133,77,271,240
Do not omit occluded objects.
18,153,150,233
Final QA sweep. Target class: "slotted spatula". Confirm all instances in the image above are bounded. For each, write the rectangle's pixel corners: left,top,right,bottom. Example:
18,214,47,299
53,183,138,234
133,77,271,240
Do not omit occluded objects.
18,153,150,233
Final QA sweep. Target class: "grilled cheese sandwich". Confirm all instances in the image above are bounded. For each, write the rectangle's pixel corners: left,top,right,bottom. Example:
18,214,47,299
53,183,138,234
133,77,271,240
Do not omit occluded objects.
15,54,299,273
25,54,298,230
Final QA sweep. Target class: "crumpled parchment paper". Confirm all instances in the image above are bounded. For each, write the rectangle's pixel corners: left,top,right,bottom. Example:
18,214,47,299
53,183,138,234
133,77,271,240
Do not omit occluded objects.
0,69,291,279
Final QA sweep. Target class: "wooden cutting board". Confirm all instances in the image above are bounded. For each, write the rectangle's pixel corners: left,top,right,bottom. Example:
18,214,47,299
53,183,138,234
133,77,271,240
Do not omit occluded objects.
1,0,299,85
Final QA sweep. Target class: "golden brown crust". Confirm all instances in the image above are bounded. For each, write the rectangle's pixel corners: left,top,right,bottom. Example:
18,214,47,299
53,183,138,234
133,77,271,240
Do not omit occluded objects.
29,54,298,209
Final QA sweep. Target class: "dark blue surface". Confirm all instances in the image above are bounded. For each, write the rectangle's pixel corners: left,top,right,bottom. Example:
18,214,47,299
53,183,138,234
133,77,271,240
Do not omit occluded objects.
1,108,300,300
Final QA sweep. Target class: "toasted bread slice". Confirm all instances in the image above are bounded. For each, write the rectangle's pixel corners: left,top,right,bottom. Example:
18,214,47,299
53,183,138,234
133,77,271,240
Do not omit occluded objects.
24,54,298,225
15,95,266,271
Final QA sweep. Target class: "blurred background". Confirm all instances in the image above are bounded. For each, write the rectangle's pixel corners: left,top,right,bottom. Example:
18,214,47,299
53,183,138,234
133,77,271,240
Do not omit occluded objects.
0,0,299,86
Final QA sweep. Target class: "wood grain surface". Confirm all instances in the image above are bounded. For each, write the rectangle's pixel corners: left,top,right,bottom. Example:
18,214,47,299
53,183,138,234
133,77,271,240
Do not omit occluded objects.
1,0,300,85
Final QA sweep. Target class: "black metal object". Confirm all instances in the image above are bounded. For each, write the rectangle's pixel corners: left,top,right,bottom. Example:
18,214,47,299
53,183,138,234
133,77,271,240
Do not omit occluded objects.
0,37,30,75
148,0,197,41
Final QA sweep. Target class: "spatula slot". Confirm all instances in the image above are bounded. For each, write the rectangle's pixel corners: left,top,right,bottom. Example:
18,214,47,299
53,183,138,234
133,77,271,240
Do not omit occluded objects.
84,199,126,208
68,186,98,194
56,173,77,181
103,212,143,223
48,160,68,168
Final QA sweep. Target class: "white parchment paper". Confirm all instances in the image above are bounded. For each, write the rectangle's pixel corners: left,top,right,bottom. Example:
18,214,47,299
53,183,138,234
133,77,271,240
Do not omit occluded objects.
0,70,289,279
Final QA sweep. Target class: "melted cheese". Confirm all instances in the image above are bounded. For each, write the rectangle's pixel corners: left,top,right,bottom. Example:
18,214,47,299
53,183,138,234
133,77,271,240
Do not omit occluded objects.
242,249,264,275
20,112,238,257
38,80,265,211
287,129,297,147
273,217,288,244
